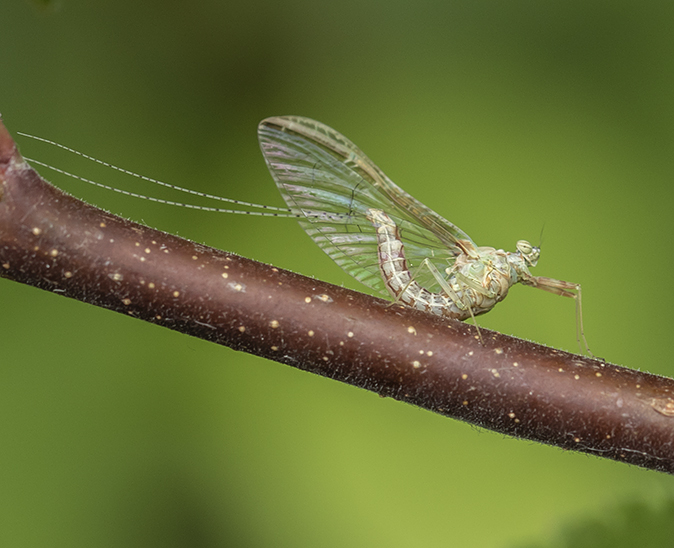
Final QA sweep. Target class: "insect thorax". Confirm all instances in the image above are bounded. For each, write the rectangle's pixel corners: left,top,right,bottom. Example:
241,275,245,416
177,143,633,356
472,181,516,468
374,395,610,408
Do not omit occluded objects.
451,247,519,306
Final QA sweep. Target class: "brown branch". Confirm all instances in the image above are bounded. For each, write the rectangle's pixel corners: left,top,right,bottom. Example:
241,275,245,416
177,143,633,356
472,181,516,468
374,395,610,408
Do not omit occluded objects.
1,116,673,474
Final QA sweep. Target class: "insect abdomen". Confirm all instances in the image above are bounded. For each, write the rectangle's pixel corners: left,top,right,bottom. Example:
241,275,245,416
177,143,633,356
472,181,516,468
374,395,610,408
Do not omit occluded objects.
366,208,470,320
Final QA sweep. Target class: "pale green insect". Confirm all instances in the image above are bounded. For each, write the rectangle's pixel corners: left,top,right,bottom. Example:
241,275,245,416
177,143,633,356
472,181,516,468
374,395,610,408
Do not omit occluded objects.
19,116,590,353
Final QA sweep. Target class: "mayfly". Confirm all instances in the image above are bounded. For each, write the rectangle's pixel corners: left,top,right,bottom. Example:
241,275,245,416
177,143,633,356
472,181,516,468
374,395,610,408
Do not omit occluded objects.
20,116,590,353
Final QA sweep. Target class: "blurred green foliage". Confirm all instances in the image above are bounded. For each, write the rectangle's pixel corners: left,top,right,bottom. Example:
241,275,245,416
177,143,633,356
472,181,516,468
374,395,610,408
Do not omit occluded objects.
519,499,674,548
25,0,58,10
2,1,674,546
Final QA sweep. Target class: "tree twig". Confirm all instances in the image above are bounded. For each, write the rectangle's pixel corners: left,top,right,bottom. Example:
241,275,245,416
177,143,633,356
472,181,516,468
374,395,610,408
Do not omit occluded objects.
1,116,673,474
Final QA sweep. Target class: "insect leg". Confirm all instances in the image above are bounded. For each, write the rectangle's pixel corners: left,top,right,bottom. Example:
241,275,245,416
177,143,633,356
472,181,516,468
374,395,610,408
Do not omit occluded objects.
403,259,485,344
526,276,592,357
454,270,499,299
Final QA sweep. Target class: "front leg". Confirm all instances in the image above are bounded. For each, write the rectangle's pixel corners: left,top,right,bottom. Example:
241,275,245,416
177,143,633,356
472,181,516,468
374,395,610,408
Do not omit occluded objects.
522,275,591,356
523,275,579,298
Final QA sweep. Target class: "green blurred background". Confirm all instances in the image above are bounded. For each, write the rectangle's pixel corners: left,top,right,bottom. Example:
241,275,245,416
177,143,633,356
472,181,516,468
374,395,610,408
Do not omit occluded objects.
2,1,674,546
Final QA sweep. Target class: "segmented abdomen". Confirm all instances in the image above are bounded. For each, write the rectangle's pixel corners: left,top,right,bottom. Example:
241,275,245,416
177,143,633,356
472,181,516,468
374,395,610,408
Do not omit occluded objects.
366,208,471,320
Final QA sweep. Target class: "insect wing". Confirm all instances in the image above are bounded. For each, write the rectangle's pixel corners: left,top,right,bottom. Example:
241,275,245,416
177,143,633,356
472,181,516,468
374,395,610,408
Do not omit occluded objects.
258,116,475,295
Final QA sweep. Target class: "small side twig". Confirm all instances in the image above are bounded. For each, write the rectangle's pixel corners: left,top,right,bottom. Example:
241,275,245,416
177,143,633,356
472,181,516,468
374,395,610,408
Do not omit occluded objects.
1,117,673,474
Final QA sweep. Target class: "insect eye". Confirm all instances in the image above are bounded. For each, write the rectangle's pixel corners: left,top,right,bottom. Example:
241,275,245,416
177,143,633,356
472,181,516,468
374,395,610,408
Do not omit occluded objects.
516,240,532,255
516,240,540,266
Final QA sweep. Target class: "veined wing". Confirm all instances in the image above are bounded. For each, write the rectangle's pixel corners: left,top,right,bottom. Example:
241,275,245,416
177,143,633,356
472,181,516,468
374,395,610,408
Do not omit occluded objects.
258,116,476,295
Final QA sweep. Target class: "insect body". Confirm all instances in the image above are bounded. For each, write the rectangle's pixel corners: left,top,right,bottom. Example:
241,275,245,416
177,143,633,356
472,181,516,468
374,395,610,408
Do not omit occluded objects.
259,117,589,352
367,207,522,320
20,116,589,352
